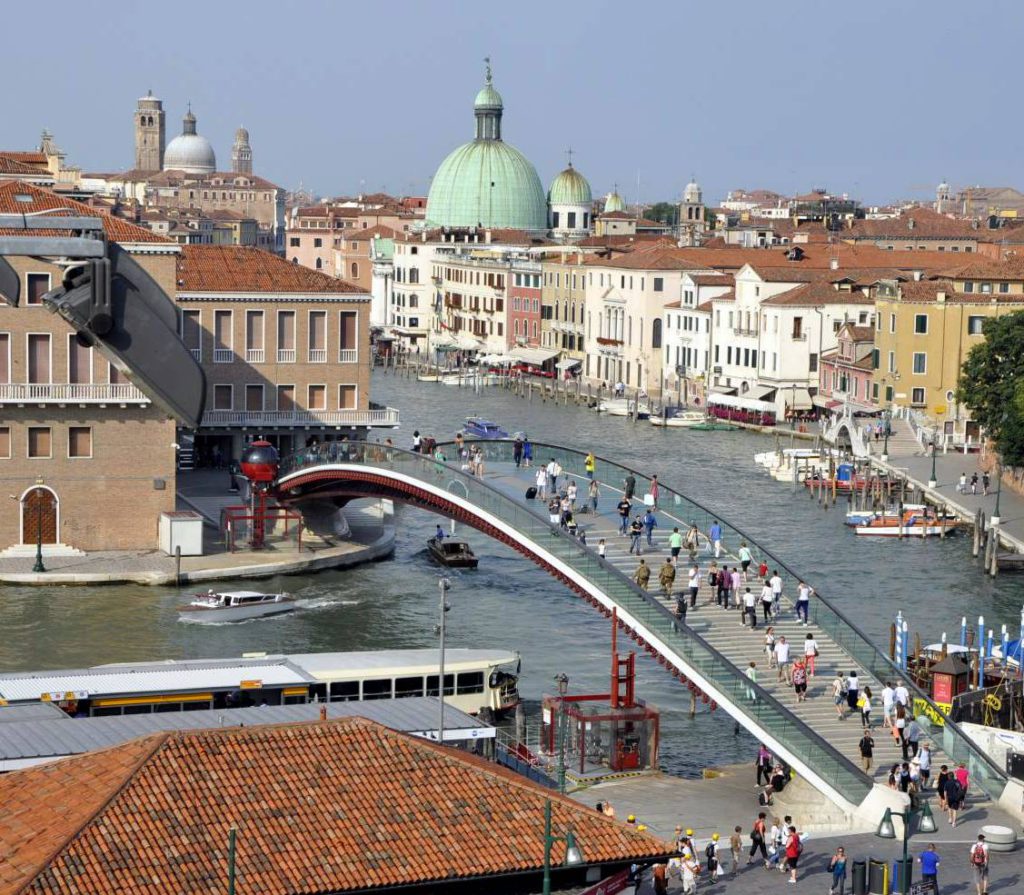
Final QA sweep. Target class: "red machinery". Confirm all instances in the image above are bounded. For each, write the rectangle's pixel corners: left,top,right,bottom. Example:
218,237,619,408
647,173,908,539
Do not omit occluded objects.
239,440,279,549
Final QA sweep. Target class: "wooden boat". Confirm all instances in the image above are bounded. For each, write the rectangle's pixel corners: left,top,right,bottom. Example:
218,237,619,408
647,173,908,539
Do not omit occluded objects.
178,590,296,623
689,419,739,431
845,503,930,526
854,508,960,537
650,410,707,428
427,536,479,568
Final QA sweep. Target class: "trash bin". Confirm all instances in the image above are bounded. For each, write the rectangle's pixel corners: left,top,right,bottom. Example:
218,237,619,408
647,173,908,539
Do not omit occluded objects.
891,858,912,893
852,859,868,895
868,857,888,895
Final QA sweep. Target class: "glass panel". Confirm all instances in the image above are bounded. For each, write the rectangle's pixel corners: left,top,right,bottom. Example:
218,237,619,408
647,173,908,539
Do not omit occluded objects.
362,678,392,700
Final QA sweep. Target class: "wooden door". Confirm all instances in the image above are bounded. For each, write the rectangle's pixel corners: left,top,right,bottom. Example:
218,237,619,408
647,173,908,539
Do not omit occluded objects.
22,488,57,545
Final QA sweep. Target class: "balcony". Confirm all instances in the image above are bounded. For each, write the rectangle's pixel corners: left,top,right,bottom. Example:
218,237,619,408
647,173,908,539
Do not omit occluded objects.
308,348,327,363
189,348,201,362
213,348,234,363
246,348,265,364
277,348,296,363
0,383,150,405
338,348,358,363
791,333,807,342
200,406,401,428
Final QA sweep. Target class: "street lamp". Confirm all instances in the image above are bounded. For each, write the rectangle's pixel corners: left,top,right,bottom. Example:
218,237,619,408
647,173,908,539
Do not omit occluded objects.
928,440,938,489
436,576,452,744
993,461,1003,526
542,798,584,895
790,383,797,430
875,802,937,895
882,411,890,462
555,673,569,793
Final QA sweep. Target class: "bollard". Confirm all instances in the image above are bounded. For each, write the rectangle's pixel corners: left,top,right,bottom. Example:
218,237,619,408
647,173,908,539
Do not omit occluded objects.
175,545,182,587
973,508,982,557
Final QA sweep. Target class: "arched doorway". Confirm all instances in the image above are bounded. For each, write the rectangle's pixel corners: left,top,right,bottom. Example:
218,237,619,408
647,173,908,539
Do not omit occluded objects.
21,486,58,546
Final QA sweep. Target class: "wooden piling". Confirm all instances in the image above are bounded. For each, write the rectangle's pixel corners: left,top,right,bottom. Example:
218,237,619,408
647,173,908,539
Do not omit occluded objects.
973,509,982,557
889,623,897,660
689,690,697,719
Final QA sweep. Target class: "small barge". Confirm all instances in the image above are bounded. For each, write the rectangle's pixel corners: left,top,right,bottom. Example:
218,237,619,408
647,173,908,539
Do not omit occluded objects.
427,536,479,568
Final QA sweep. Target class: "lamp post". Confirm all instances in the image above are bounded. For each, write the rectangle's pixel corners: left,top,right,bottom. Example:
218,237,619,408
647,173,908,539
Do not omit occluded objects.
30,485,50,574
436,576,451,745
542,798,584,895
882,410,890,462
555,673,569,794
928,440,938,489
875,802,937,895
790,383,797,430
992,461,1003,526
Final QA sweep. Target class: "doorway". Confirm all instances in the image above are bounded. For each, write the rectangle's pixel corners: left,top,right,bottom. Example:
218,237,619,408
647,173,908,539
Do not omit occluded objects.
21,486,58,545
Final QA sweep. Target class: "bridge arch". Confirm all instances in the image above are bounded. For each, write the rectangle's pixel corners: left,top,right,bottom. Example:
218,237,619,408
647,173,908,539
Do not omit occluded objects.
274,440,1011,817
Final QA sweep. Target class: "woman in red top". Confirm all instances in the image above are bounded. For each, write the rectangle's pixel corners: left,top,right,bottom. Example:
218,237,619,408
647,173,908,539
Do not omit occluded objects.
784,826,802,883
954,762,970,808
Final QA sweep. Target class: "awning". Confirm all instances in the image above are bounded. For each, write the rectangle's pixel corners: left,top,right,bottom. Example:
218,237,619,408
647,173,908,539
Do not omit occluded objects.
784,387,813,410
510,346,560,366
556,358,582,371
709,386,737,397
749,385,777,401
812,394,841,410
707,393,776,413
478,353,517,365
455,332,482,351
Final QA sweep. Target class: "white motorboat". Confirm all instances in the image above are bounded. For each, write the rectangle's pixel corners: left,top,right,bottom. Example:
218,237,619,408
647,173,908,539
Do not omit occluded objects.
598,398,651,419
650,410,707,428
178,590,296,623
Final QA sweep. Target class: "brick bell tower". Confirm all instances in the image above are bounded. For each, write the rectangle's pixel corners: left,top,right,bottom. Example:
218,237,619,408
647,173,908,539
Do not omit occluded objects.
135,90,165,171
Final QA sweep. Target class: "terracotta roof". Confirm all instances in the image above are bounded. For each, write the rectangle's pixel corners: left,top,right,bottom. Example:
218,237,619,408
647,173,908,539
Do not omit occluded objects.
599,211,636,220
687,273,730,285
342,223,396,241
0,182,168,244
938,256,1024,279
893,278,1024,304
0,156,52,177
761,281,874,307
0,151,47,165
842,325,875,341
177,245,365,293
0,718,673,895
708,289,736,303
843,207,982,240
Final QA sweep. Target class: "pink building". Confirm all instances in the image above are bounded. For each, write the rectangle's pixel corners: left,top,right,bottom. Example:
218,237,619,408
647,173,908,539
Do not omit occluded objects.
508,262,542,348
818,323,876,410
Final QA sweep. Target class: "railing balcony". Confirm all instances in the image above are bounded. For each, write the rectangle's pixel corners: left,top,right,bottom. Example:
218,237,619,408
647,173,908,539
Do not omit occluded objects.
246,348,265,364
791,333,807,341
338,348,358,363
189,348,201,361
0,383,150,404
308,348,327,363
200,407,400,428
277,348,296,363
213,348,234,363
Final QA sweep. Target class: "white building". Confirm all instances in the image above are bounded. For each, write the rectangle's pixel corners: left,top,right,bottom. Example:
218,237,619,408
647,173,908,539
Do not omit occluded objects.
663,273,733,404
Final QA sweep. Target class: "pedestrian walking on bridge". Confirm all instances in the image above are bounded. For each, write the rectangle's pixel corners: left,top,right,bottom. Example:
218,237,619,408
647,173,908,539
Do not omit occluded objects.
617,497,632,535
629,517,644,554
633,559,650,590
659,557,676,597
584,451,596,480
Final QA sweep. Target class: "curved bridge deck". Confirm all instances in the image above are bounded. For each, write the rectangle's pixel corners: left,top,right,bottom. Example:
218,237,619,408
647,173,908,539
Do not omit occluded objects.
275,439,1010,818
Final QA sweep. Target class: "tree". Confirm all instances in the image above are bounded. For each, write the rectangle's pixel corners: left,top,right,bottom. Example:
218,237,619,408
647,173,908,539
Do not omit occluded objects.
643,202,678,224
957,311,1024,466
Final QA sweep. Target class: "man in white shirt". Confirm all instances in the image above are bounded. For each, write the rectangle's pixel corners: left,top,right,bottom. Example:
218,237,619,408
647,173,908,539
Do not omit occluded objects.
688,564,701,608
774,636,792,683
881,682,895,728
743,587,757,628
894,681,910,709
769,571,783,615
795,581,813,625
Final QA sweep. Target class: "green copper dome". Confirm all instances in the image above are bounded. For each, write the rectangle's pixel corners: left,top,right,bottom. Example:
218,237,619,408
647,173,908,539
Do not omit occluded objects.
548,164,592,206
604,190,626,213
426,64,548,232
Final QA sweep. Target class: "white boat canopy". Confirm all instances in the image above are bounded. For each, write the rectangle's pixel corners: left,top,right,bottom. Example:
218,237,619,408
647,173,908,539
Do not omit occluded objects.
510,346,560,366
707,392,776,413
478,353,517,365
556,358,582,370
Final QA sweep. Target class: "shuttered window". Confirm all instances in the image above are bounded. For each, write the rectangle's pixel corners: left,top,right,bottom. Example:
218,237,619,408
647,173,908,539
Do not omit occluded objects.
68,427,92,458
28,334,50,384
28,427,51,458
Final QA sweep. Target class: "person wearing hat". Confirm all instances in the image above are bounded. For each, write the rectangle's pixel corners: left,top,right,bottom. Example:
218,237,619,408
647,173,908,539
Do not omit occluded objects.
705,832,722,877
626,813,637,825
680,831,696,861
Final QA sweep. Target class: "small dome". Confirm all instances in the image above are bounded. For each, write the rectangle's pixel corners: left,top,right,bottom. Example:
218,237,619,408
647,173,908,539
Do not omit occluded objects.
235,126,250,143
164,109,216,174
683,179,702,203
474,84,503,109
548,165,592,206
604,191,626,213
164,134,217,174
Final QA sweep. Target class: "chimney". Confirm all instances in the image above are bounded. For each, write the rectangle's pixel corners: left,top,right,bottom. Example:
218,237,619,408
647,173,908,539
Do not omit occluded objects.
913,270,923,282
908,218,916,231
319,704,328,721
829,257,840,271
936,291,946,303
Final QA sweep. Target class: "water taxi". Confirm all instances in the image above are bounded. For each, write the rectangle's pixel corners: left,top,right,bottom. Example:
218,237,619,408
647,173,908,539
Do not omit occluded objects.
598,399,651,419
854,507,960,537
0,649,521,718
426,536,479,568
463,417,508,439
178,590,295,623
649,409,707,428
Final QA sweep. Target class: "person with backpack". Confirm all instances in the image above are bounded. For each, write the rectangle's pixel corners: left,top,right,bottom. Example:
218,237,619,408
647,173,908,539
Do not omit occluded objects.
945,773,964,827
970,834,989,895
705,834,721,878
748,811,768,864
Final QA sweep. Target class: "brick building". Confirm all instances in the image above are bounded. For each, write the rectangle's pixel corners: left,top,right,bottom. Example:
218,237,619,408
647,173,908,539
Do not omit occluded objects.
0,183,178,553
176,245,398,463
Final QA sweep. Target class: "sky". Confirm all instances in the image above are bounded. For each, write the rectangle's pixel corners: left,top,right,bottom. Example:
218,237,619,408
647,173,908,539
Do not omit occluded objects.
4,0,1023,208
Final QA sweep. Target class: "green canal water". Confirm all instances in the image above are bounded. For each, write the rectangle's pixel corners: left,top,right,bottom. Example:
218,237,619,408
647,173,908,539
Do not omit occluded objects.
2,370,1022,777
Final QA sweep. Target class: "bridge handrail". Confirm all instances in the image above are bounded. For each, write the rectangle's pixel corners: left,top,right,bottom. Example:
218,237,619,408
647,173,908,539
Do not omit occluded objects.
278,440,874,806
448,438,1008,800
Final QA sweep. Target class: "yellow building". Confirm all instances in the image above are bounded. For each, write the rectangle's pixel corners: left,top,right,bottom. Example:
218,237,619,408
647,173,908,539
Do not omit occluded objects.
872,259,1024,440
540,253,588,366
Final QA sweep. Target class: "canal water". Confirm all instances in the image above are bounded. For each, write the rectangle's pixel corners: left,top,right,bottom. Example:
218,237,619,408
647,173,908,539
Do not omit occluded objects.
2,370,1022,778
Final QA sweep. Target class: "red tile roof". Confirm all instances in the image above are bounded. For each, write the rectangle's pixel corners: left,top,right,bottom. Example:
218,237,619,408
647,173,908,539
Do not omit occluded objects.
0,156,51,177
0,718,673,895
937,256,1024,279
0,151,47,166
177,245,366,294
761,281,874,307
0,182,168,243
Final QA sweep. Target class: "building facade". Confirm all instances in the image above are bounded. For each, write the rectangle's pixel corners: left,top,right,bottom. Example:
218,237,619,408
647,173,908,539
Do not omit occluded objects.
817,323,876,410
0,183,178,552
175,245,396,462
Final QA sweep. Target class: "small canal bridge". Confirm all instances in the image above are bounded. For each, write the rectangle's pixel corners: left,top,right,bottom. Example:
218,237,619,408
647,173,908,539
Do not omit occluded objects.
275,440,1016,823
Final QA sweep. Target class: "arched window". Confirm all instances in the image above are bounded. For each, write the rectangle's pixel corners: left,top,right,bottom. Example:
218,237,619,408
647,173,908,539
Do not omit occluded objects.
409,268,419,284
652,318,663,349
351,262,359,278
315,258,323,270
514,319,520,337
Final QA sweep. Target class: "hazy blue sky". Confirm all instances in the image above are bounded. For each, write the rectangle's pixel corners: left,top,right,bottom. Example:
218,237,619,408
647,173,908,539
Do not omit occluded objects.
4,1,1021,206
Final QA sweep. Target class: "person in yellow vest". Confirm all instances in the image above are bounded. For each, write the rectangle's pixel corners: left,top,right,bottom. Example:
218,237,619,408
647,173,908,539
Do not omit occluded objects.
584,451,596,480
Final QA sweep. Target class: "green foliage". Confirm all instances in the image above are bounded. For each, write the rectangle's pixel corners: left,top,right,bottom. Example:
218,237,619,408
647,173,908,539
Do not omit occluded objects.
643,202,678,224
957,311,1024,466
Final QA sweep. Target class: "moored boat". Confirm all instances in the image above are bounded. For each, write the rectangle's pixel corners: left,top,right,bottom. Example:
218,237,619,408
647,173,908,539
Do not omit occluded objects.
427,536,479,568
650,410,707,428
854,508,960,537
598,398,651,419
178,590,296,623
